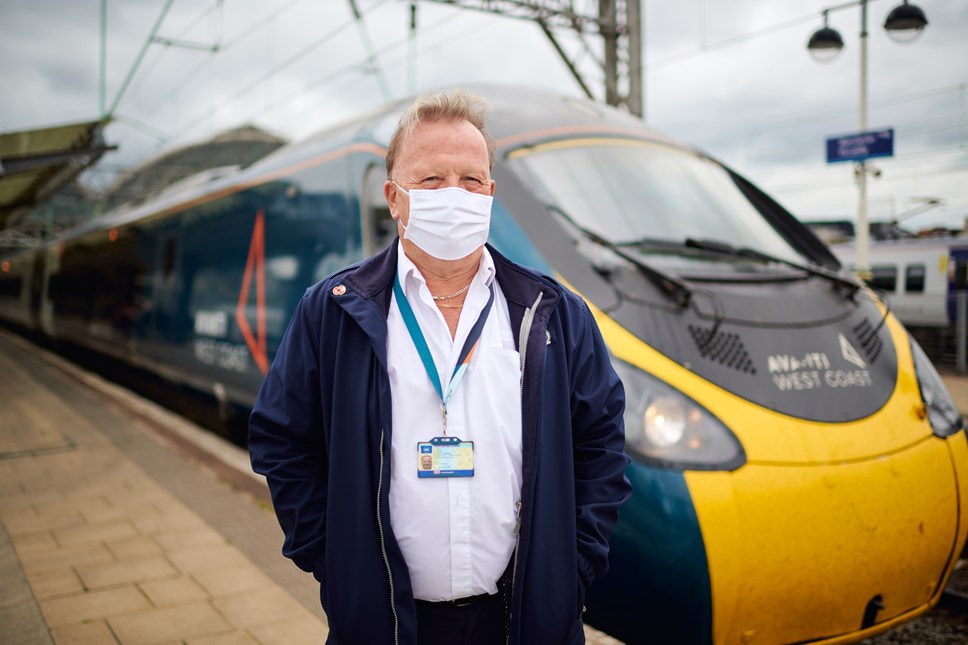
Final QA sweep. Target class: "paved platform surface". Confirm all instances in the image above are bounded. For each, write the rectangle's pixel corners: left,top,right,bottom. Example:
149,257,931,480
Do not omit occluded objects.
0,330,329,645
0,329,622,645
940,371,968,418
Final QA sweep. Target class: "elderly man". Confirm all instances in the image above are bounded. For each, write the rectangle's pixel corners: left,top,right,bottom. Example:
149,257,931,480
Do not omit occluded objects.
249,89,630,645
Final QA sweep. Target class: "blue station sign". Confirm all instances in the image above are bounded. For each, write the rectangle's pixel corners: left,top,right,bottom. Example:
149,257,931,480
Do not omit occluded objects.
826,128,894,164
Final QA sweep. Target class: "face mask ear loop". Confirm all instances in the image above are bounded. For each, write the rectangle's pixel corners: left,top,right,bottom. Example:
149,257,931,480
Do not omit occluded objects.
392,180,409,232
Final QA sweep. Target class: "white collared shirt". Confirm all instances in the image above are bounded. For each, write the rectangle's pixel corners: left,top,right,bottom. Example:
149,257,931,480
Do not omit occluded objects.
387,242,522,601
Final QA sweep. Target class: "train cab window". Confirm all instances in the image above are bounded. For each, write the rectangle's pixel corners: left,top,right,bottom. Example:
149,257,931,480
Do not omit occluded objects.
361,164,396,256
506,138,808,274
867,265,897,292
905,264,926,293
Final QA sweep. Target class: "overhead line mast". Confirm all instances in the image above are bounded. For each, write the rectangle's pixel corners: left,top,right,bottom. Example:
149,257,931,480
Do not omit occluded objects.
425,0,643,118
348,0,394,102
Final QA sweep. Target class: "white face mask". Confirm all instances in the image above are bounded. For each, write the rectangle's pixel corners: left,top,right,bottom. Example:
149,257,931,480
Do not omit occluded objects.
393,182,493,261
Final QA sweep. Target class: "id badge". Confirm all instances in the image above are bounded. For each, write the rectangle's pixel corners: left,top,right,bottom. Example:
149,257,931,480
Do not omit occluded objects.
417,436,474,478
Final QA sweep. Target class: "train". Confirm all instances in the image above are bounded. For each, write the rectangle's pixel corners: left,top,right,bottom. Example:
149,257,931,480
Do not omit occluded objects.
2,85,966,644
831,236,968,328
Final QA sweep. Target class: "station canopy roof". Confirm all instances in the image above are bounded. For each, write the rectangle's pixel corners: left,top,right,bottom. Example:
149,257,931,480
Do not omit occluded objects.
0,120,113,231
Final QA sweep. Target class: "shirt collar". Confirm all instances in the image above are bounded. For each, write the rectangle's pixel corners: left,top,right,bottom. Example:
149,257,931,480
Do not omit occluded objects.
396,241,495,294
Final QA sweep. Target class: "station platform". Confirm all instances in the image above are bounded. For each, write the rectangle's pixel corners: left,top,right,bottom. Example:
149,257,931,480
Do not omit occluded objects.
0,329,621,645
940,371,968,418
0,329,327,645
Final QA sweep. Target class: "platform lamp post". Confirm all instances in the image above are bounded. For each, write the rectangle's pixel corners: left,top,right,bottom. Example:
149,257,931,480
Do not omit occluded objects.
807,0,928,279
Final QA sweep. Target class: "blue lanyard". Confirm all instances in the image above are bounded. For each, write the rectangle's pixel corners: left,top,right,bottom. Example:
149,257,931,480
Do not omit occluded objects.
393,273,495,434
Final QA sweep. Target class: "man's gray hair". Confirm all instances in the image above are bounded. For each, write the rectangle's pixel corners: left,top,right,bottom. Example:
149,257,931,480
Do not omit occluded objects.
385,89,496,179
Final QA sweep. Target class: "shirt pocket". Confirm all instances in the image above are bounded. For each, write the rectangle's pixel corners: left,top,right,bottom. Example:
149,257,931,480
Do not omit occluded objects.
468,346,522,432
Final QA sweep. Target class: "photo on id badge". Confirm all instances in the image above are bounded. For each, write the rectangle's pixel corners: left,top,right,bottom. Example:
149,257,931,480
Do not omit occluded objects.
417,437,474,478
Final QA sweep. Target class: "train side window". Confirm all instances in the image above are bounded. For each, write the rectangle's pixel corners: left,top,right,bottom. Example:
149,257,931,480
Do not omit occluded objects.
867,265,897,292
361,164,396,257
163,236,176,279
905,264,925,293
0,275,22,298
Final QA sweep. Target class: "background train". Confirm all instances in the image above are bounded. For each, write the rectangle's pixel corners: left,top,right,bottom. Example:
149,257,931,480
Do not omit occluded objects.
831,237,968,328
2,86,967,644
830,237,968,368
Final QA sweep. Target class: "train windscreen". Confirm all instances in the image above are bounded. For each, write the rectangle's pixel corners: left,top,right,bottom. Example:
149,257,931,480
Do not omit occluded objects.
507,138,807,274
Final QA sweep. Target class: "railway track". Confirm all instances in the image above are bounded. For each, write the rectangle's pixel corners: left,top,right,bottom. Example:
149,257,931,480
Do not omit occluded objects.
940,558,968,614
862,558,968,644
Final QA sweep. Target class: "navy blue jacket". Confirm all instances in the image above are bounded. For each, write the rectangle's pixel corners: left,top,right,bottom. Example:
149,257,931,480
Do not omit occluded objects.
249,242,631,644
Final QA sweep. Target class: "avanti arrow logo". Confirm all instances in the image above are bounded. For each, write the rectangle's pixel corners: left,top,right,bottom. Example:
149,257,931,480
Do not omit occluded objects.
237,209,268,376
838,333,866,369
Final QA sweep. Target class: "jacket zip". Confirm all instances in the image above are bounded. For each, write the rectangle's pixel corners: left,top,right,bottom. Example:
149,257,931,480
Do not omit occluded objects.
377,430,399,645
517,292,542,389
507,291,543,645
506,500,523,645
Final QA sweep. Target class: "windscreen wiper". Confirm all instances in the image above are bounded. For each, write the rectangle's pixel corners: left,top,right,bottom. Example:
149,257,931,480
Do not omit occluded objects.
683,237,861,296
546,204,692,307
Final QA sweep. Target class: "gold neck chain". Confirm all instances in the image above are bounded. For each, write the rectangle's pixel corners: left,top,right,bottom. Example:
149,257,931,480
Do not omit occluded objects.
431,281,472,301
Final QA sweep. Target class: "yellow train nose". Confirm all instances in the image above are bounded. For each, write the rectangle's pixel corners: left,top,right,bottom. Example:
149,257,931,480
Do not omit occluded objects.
686,432,968,644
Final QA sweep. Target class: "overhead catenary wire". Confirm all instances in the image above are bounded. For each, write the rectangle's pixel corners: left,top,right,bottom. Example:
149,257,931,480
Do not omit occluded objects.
165,0,394,144
181,1,475,135
249,8,467,122
112,114,169,143
767,161,968,194
143,0,309,123
250,62,374,122
219,0,306,50
158,0,602,141
106,0,176,118
641,0,896,75
643,11,821,72
698,83,968,148
116,0,466,148
726,116,968,165
126,0,225,101
750,146,968,181
713,112,968,172
240,5,529,136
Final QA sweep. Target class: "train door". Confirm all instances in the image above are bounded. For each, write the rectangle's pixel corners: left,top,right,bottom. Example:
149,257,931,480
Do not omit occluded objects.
946,246,968,324
28,252,44,330
360,163,396,257
145,230,181,345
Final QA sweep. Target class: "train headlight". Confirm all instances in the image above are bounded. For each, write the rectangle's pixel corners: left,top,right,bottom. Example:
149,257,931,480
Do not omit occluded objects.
612,358,745,470
910,337,964,438
644,397,687,447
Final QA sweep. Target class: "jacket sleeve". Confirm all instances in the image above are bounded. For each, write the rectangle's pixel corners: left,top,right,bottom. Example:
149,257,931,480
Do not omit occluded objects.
248,294,328,578
569,298,632,588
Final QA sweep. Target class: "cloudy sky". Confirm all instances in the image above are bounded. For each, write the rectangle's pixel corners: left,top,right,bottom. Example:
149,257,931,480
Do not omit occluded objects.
2,0,966,230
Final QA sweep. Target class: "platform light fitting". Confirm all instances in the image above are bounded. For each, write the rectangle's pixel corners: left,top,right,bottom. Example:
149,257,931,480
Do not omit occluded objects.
807,12,844,63
883,1,929,43
807,1,929,62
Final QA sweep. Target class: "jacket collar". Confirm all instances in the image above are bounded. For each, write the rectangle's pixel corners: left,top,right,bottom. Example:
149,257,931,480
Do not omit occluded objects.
341,239,399,317
341,238,559,320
